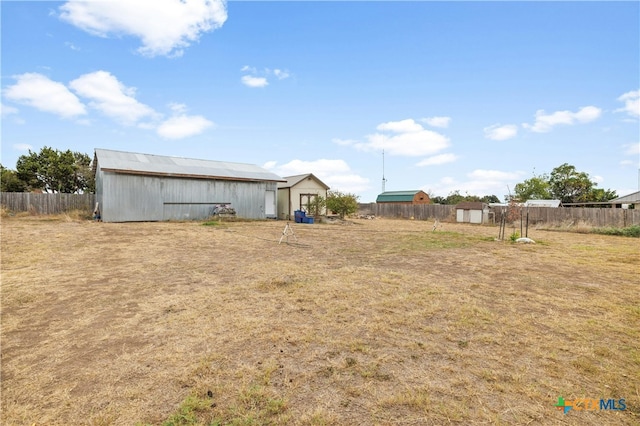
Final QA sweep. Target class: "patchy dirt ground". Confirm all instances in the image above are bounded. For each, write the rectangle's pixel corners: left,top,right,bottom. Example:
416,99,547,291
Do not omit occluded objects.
1,216,638,425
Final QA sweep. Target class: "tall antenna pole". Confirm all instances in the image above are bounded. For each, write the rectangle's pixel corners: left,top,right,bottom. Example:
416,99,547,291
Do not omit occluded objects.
382,149,387,193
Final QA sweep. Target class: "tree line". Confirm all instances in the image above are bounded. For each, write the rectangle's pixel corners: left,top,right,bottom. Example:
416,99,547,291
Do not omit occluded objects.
1,147,94,193
513,163,617,204
2,148,618,207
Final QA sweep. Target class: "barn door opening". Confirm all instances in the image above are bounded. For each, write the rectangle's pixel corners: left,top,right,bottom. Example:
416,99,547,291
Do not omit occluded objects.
265,190,275,216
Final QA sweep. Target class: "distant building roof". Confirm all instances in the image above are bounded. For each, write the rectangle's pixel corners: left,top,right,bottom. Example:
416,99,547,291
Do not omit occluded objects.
94,148,284,182
277,173,330,190
524,199,562,208
609,190,640,204
455,201,486,210
376,190,427,203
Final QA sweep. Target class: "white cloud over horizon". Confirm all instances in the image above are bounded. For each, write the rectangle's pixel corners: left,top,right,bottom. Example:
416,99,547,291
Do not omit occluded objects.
424,169,525,199
69,71,157,125
484,123,518,141
241,75,268,88
616,90,640,118
340,119,450,157
240,66,291,88
3,73,87,118
4,70,214,140
1,103,19,117
416,153,458,166
522,105,602,133
264,158,371,193
58,0,228,57
421,116,451,128
157,114,213,139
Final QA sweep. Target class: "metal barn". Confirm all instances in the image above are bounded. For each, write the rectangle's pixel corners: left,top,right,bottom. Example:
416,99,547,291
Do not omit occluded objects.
94,148,284,222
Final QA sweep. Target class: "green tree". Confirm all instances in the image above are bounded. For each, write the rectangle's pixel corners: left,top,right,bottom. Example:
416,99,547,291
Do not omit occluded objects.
481,194,501,203
16,147,94,193
588,187,617,202
305,195,326,217
0,164,28,192
514,174,551,201
548,163,596,203
326,190,359,218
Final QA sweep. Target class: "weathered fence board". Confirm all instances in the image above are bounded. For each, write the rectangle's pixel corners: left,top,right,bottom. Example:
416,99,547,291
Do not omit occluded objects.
358,203,639,228
1,193,95,215
358,203,456,221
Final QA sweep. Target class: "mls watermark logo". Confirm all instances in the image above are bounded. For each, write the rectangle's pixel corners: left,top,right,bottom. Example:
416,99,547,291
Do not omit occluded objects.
555,396,626,414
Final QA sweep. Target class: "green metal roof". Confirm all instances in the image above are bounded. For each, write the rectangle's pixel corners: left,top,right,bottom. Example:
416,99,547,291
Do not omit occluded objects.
376,190,424,203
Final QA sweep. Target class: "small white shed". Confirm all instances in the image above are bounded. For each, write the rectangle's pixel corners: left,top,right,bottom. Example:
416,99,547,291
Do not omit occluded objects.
277,173,330,220
455,202,489,224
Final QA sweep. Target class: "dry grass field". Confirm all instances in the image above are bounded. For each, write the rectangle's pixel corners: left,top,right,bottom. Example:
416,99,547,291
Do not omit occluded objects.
1,214,638,425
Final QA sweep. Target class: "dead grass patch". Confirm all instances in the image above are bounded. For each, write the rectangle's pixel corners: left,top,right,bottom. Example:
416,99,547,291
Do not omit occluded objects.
1,217,638,425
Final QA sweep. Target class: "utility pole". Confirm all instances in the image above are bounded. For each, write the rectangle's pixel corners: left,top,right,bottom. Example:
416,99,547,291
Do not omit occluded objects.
382,149,387,193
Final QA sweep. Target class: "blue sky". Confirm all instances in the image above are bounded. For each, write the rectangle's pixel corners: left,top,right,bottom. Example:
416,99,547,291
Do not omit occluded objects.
2,1,639,202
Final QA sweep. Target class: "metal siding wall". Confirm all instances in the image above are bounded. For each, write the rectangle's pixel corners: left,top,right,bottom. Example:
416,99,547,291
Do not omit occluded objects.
161,177,271,220
101,173,163,222
100,172,275,222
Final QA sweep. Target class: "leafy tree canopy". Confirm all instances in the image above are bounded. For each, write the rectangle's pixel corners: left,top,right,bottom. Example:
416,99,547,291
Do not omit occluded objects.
326,190,359,218
514,163,616,204
15,147,94,193
431,191,500,205
1,164,28,192
514,174,551,201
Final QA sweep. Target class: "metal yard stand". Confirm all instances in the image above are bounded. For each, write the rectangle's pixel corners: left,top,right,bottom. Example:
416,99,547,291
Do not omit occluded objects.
279,222,297,244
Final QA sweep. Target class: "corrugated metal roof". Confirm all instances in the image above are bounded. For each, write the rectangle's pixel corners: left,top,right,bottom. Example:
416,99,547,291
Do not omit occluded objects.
95,148,284,182
277,173,330,189
610,190,640,203
524,199,562,207
376,190,425,203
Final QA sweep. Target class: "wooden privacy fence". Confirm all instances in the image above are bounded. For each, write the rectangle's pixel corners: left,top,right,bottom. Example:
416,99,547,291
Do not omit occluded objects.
358,203,456,221
358,203,639,228
1,192,96,215
512,206,640,228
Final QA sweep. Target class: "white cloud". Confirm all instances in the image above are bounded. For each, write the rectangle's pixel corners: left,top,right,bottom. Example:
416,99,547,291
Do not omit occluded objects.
346,119,449,157
240,67,291,88
484,123,518,141
58,0,227,57
592,175,604,184
332,138,359,146
623,142,640,156
421,116,451,128
616,90,640,118
273,69,290,80
69,70,156,125
65,41,81,51
620,160,633,166
13,143,33,151
3,73,87,118
241,75,268,88
1,103,19,117
425,169,524,199
157,114,213,139
416,153,458,166
265,159,370,193
522,106,602,133
376,118,423,133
